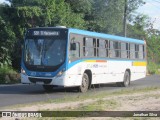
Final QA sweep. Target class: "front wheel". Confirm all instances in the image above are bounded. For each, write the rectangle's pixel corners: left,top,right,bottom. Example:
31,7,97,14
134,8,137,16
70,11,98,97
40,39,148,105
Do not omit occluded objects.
43,85,54,92
79,73,89,93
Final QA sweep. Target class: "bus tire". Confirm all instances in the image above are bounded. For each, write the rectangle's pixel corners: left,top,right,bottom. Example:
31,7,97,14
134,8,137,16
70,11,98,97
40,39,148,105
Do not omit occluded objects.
43,85,54,92
122,71,130,87
116,71,130,87
79,73,89,93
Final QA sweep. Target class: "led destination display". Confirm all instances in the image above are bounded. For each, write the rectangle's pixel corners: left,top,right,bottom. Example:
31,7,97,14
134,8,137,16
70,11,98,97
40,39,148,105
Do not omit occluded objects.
33,31,60,36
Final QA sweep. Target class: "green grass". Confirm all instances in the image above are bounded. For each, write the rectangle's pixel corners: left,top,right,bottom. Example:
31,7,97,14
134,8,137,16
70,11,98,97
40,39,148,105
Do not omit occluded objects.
2,86,160,120
41,86,156,106
1,86,160,112
147,62,160,74
76,99,119,111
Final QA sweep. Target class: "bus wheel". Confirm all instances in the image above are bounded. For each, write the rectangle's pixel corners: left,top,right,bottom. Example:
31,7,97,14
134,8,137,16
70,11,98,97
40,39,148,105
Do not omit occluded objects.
122,71,130,87
79,73,89,93
43,85,54,92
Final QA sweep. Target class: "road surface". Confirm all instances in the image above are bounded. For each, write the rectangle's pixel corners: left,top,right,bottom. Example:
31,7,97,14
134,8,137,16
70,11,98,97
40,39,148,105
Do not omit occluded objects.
0,75,159,108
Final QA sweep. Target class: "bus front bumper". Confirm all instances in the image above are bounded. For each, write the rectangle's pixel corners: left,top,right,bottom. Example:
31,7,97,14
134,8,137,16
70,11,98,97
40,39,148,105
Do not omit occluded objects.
21,73,82,87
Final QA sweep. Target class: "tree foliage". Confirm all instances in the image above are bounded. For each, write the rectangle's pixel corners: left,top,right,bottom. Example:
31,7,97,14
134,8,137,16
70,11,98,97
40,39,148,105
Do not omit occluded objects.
0,4,16,67
127,14,150,39
85,0,124,34
0,0,160,70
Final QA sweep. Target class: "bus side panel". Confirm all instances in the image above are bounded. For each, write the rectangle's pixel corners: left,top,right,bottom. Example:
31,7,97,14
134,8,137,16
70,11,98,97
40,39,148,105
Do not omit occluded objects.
66,60,146,86
67,61,109,85
130,61,147,81
66,62,85,86
106,60,130,82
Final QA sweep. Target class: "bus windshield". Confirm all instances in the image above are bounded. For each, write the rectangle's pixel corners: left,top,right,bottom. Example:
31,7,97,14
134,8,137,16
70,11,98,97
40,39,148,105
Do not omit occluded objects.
24,38,66,67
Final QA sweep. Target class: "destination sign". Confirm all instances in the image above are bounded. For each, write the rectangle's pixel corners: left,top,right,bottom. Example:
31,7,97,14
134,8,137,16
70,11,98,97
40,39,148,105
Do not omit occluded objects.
33,31,60,36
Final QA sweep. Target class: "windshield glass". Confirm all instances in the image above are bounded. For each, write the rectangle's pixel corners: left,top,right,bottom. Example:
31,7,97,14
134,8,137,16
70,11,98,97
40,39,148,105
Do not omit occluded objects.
24,38,66,67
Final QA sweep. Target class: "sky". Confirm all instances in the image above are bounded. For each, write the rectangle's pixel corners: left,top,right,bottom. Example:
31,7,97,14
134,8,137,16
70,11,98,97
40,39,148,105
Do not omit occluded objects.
0,0,160,30
137,0,160,30
0,0,9,5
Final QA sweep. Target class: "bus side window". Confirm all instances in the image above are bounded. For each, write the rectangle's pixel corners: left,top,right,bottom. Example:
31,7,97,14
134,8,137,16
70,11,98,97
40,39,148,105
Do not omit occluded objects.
126,43,130,59
70,42,80,58
105,40,109,57
97,39,99,57
93,38,96,56
113,41,121,58
83,38,86,56
121,42,127,59
109,41,114,58
135,44,139,59
83,37,94,57
139,45,143,59
130,43,135,59
99,39,106,57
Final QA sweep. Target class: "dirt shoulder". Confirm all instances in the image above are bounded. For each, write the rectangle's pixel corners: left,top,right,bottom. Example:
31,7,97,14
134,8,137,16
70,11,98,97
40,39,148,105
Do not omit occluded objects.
1,87,160,112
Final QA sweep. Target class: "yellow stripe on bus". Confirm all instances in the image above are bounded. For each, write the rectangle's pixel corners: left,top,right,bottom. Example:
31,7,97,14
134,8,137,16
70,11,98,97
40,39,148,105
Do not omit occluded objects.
84,60,107,63
132,62,147,66
85,60,97,62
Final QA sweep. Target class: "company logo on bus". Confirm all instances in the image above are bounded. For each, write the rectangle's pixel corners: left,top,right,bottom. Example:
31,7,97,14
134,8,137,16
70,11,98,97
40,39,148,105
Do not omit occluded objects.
33,31,59,36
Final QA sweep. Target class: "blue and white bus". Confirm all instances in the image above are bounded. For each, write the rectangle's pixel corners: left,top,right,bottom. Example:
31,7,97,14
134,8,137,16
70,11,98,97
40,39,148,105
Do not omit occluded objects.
21,26,147,92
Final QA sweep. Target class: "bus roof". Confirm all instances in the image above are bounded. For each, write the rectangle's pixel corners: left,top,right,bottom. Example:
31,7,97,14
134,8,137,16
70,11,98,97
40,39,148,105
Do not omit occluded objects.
27,27,144,44
68,28,145,44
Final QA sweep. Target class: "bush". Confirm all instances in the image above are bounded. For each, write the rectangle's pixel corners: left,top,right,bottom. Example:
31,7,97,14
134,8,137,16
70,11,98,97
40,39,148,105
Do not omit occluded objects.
147,62,160,74
0,66,20,84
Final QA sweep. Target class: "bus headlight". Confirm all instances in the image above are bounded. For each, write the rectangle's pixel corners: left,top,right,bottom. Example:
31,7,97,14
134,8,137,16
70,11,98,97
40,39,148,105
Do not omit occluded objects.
57,68,65,76
21,68,26,75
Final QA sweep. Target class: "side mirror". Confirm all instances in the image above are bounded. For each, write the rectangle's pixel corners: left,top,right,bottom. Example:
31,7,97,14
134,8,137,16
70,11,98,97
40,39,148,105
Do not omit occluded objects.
70,43,77,50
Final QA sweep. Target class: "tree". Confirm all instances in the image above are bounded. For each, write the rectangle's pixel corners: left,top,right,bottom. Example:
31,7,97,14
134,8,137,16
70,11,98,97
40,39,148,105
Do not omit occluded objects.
0,11,16,67
2,0,86,69
1,0,159,71
8,0,86,28
127,14,150,39
86,0,124,35
147,34,160,63
124,0,145,36
65,0,93,13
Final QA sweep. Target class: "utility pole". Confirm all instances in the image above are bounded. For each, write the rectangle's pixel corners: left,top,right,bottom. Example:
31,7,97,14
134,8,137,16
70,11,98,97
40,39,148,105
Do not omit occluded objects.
123,0,128,37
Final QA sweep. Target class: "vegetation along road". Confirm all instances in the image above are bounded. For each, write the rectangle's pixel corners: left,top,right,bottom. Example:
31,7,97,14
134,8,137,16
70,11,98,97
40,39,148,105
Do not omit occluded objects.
0,75,160,109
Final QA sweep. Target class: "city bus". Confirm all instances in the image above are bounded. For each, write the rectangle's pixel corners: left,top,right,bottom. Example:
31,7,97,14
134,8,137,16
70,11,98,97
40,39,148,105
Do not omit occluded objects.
21,26,147,92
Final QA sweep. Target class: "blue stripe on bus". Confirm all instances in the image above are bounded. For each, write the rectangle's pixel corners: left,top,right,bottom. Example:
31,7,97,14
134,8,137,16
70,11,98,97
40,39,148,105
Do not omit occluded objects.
69,28,145,44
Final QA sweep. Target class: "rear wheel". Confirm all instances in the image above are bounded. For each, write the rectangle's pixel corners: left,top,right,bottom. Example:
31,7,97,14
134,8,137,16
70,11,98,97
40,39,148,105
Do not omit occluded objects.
117,71,130,87
79,73,89,93
122,71,130,87
43,85,54,92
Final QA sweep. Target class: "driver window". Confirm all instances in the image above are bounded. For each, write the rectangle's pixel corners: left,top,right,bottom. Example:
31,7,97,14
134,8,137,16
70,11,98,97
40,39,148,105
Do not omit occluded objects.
70,42,80,59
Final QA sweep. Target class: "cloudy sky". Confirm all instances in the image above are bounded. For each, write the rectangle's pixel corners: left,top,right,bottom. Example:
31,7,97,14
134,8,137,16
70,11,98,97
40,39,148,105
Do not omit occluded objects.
0,0,160,30
0,0,9,4
137,0,160,30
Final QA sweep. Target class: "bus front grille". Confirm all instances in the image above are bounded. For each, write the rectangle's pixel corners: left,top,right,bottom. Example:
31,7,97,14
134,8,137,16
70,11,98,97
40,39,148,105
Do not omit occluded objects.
29,77,52,84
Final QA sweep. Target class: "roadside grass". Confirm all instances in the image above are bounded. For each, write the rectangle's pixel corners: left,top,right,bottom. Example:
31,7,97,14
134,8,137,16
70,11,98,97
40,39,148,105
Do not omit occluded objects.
1,86,160,111
3,86,160,120
47,86,160,104
62,99,119,111
37,86,160,119
147,62,160,74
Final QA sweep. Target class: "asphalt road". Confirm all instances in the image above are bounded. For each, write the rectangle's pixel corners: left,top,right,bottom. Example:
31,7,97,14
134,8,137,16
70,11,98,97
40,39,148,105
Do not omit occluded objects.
0,75,160,108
